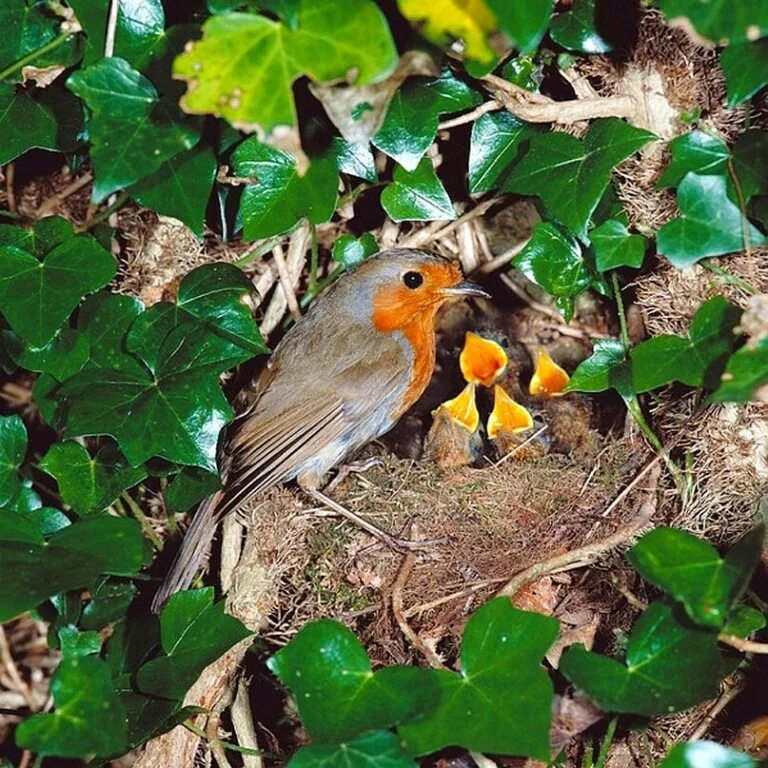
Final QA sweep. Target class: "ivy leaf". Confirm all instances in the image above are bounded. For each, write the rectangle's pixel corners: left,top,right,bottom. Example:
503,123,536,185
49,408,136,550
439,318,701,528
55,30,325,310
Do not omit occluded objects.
560,600,738,716
381,158,455,222
15,656,127,758
173,0,397,131
129,145,217,237
722,40,768,107
0,513,149,623
39,441,146,516
590,219,645,271
658,175,768,267
656,131,730,189
67,57,201,202
630,296,741,392
81,578,138,630
711,337,768,402
269,620,439,743
629,527,764,628
512,223,592,322
730,130,768,202
503,118,655,239
232,139,338,240
399,598,558,759
0,415,27,509
58,625,102,657
136,587,252,699
658,0,768,44
566,339,632,397
722,606,766,638
549,0,613,53
289,731,418,768
486,0,554,54
332,233,378,270
165,467,221,512
0,83,84,165
0,236,116,346
331,137,377,182
659,741,759,768
468,111,535,194
372,69,482,172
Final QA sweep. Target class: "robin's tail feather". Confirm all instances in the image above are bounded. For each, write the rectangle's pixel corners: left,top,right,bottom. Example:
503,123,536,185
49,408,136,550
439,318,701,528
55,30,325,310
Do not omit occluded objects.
151,490,225,614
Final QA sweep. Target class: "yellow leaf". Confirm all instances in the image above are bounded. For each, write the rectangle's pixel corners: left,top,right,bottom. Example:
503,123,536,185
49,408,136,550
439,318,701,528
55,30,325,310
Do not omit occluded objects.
459,331,508,386
529,348,570,397
397,0,497,63
487,385,533,438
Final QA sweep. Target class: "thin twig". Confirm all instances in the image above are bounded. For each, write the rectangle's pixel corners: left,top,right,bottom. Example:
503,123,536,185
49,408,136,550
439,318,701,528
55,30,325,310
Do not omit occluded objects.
121,492,164,550
6,163,16,214
491,425,548,468
104,0,120,58
689,673,745,741
471,238,530,276
496,458,661,598
438,100,502,130
35,172,93,218
231,677,263,768
207,712,234,768
400,198,502,249
403,578,505,619
0,626,34,709
718,635,768,654
270,243,302,322
390,525,447,669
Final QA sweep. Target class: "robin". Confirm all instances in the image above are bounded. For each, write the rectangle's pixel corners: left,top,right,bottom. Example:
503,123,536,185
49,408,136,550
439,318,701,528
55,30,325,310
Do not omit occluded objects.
152,248,488,611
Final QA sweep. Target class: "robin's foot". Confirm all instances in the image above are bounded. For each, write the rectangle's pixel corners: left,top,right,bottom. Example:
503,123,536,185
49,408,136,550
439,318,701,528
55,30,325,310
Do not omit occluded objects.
305,487,449,552
323,456,385,494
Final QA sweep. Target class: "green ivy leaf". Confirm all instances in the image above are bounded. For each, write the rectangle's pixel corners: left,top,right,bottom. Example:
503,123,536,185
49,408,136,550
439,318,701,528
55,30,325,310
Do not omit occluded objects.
590,218,645,271
504,118,655,239
67,57,201,201
331,137,377,182
130,145,217,237
0,216,76,257
630,296,741,392
165,467,221,512
0,415,27,509
486,0,554,54
233,139,339,240
58,625,102,657
560,600,738,716
730,130,768,202
722,40,768,107
372,69,482,172
722,605,766,638
0,236,116,346
512,223,593,322
656,131,730,189
0,513,149,623
566,339,632,397
658,741,759,768
468,110,535,194
0,83,84,165
628,527,764,628
15,656,127,757
332,233,378,270
39,441,146,516
269,620,439,743
399,598,558,759
81,578,138,630
173,0,397,131
549,0,613,53
289,731,417,768
381,158,455,222
711,337,768,402
136,587,252,699
659,0,768,44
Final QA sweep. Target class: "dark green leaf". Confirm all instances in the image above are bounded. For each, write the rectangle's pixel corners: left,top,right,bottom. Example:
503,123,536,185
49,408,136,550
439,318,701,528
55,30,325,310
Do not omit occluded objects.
512,223,592,321
173,0,397,131
332,233,378,270
16,656,127,757
373,69,482,171
730,130,768,202
504,118,655,239
130,145,217,237
723,605,766,638
289,731,417,768
560,601,738,716
628,527,764,628
658,741,758,768
269,619,439,743
468,110,534,194
81,578,137,630
0,414,27,508
486,0,554,53
381,158,455,222
10,328,90,382
399,598,558,759
136,587,251,699
331,137,377,182
566,339,631,395
630,296,741,392
67,57,201,201
659,0,768,44
549,0,613,53
39,441,146,516
0,235,115,346
233,139,338,239
722,40,768,107
711,337,768,402
656,131,730,189
165,467,221,512
58,625,102,657
590,218,645,271
0,83,84,165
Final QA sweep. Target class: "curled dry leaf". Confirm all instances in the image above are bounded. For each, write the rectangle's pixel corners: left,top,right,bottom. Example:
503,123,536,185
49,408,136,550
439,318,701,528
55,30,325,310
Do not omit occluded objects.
21,65,66,88
460,331,508,386
529,348,570,397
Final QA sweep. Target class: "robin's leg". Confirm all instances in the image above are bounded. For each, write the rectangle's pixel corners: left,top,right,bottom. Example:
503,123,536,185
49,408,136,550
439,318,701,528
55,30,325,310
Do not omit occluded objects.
323,456,384,494
303,487,448,552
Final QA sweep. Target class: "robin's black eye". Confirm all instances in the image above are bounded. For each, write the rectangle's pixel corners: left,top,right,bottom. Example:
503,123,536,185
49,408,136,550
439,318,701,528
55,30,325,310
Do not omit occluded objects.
403,271,424,289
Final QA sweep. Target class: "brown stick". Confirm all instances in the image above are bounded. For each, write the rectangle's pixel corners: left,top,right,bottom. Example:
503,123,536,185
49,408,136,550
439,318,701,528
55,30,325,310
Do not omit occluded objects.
689,673,745,741
438,100,502,130
718,635,768,655
35,172,93,217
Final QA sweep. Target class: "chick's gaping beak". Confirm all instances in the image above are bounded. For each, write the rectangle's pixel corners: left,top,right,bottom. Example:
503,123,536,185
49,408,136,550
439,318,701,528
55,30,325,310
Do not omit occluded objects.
443,280,490,299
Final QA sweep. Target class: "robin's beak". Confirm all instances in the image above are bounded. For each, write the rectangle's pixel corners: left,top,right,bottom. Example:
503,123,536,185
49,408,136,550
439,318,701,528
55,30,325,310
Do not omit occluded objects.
443,280,490,299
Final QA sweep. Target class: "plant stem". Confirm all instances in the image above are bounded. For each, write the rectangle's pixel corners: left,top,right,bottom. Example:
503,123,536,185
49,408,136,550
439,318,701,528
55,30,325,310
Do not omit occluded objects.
121,491,164,550
0,33,73,82
594,716,619,768
308,223,319,293
300,264,344,308
183,721,266,758
235,236,281,267
702,260,757,295
87,191,130,228
610,272,630,352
